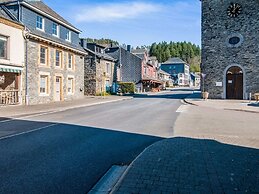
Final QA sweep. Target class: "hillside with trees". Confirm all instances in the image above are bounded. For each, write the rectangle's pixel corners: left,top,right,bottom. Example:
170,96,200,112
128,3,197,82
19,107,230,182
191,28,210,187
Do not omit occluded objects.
149,41,201,72
86,38,119,47
87,38,201,72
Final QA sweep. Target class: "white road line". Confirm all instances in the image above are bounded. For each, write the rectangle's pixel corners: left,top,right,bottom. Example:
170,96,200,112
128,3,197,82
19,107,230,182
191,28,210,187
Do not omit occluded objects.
0,123,58,141
176,105,188,113
0,98,132,124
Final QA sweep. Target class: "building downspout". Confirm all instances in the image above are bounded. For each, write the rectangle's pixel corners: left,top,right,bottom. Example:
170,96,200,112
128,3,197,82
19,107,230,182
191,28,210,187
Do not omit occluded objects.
25,38,28,105
22,28,30,105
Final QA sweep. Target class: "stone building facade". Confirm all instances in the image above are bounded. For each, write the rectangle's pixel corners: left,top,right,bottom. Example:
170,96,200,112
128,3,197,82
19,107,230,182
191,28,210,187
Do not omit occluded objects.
81,41,116,95
2,0,86,105
202,0,259,99
25,39,85,104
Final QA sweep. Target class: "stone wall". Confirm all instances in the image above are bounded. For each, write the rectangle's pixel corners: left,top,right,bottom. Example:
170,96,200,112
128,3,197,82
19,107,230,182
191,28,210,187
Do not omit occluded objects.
84,55,115,95
84,56,96,95
24,39,84,105
202,0,259,99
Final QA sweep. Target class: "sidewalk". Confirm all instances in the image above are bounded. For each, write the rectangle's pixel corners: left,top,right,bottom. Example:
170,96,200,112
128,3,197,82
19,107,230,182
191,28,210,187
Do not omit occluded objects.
111,93,259,194
0,95,132,118
185,91,259,113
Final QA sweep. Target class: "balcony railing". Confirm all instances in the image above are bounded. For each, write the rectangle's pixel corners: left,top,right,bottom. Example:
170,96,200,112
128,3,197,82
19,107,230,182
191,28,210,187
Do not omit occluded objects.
0,90,19,105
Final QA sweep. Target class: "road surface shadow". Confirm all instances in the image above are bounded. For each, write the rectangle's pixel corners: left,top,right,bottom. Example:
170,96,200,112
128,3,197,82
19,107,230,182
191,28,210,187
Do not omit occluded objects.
248,102,259,107
114,137,259,194
0,117,162,194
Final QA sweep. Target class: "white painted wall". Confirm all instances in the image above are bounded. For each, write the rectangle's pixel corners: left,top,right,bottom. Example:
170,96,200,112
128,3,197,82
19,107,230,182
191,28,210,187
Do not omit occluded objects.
0,22,24,67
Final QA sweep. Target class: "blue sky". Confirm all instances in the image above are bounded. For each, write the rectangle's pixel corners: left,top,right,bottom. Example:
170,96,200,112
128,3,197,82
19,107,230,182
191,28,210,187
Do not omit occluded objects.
44,0,201,47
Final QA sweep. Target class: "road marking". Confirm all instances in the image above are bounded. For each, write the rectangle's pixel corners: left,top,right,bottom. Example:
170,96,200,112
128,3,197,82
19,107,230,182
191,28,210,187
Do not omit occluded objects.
0,124,58,141
0,98,133,124
176,105,188,113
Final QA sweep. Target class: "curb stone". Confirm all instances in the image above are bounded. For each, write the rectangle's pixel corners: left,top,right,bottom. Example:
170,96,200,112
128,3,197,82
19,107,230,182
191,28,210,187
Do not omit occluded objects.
110,138,167,194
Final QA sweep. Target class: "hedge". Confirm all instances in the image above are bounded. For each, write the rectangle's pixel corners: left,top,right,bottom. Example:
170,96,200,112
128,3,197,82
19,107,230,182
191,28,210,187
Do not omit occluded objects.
118,82,135,94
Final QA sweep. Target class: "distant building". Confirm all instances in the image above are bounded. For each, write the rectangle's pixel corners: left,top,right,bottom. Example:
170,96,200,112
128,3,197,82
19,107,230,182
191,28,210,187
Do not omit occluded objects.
161,58,190,86
190,73,201,88
1,0,86,105
131,49,161,92
106,46,142,87
80,40,116,95
0,5,24,105
158,69,172,89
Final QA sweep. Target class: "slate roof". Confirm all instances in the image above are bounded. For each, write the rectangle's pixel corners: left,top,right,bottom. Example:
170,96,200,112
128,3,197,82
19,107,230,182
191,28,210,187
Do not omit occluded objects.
106,46,142,60
158,69,171,75
84,48,116,62
25,0,79,32
162,57,187,65
0,0,14,3
0,5,12,19
0,0,80,32
0,5,22,25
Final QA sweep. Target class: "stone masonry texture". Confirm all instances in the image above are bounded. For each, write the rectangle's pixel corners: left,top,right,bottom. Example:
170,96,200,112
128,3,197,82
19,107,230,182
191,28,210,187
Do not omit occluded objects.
202,0,259,99
84,55,115,95
24,39,84,105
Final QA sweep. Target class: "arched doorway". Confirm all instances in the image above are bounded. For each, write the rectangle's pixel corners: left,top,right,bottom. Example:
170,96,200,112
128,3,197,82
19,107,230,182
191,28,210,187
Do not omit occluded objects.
226,66,243,99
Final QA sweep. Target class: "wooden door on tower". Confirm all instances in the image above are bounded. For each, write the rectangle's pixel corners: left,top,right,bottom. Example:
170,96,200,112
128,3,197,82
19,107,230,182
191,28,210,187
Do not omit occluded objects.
226,66,243,99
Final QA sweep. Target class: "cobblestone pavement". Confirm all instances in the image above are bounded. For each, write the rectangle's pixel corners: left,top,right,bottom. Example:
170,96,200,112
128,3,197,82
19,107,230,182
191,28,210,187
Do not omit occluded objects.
111,95,259,194
112,137,259,194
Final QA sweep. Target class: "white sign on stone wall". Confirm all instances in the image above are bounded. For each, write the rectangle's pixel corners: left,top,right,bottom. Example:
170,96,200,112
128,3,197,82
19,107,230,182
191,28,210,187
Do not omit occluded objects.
216,82,223,87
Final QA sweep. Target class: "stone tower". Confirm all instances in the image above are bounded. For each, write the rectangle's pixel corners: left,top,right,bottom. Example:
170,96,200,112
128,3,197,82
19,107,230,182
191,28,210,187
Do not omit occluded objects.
201,0,259,99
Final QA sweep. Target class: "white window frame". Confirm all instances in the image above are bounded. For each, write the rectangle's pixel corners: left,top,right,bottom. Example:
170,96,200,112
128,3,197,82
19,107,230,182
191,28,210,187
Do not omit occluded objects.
106,63,110,75
39,72,50,96
52,23,59,37
0,35,8,59
65,31,71,42
39,45,48,66
36,15,45,31
67,76,74,95
55,50,62,68
68,53,74,70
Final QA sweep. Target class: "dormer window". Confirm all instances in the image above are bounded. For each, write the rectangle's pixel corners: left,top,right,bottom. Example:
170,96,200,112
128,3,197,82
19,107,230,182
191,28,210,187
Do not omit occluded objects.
52,23,59,37
36,15,44,31
66,31,71,42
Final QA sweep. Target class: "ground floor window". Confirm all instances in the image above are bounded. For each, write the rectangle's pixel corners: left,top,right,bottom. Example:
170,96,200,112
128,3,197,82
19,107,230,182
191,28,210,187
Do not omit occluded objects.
40,74,49,95
67,77,74,94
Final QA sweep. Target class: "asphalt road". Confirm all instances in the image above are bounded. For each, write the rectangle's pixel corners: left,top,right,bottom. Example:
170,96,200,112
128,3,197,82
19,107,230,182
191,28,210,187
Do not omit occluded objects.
0,90,191,194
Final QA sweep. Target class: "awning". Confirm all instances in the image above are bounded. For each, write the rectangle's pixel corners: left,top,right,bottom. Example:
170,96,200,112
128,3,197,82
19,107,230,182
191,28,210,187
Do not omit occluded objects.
0,65,23,73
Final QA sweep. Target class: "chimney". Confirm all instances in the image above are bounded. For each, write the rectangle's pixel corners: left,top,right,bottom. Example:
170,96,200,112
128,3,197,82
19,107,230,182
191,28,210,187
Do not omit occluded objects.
80,38,87,49
127,45,131,52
